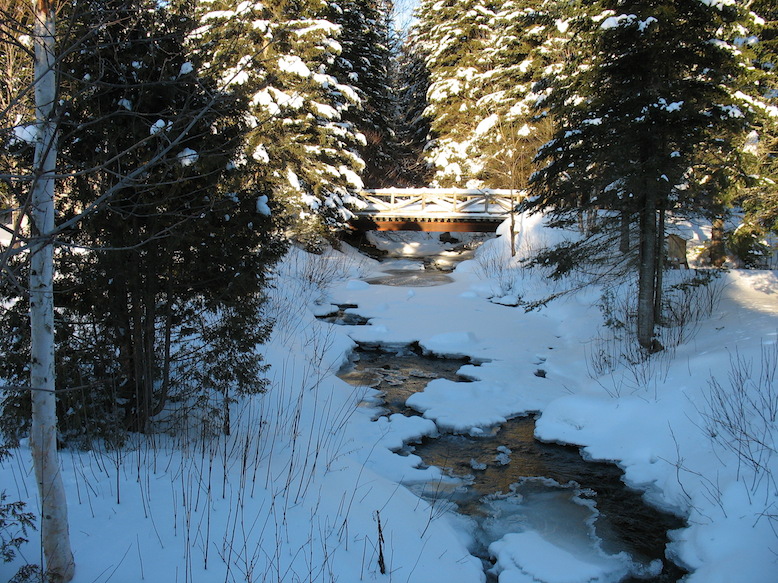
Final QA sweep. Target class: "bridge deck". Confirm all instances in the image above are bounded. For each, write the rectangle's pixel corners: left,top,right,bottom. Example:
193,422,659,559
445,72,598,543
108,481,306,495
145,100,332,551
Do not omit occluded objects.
354,188,523,232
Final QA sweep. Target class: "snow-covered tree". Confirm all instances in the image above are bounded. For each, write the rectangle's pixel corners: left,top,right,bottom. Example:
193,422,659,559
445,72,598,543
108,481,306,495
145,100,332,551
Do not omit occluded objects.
2,0,286,438
58,0,284,433
737,1,778,250
195,0,367,245
527,0,760,349
469,1,570,189
413,0,499,186
393,30,434,186
332,0,399,187
409,0,577,188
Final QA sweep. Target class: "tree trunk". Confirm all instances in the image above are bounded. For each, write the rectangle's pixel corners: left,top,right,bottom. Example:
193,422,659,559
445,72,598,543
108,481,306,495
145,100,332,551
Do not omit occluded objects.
29,2,75,580
619,210,630,254
637,188,659,351
710,216,726,267
653,206,666,327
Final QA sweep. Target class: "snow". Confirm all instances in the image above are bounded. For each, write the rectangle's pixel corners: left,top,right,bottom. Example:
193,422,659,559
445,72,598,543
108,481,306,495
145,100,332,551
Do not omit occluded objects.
3,217,778,583
278,55,312,78
149,118,171,135
252,143,269,163
476,113,499,135
178,61,194,76
600,14,657,32
176,147,198,166
11,125,36,144
293,19,340,38
256,194,271,215
699,0,736,9
311,101,339,119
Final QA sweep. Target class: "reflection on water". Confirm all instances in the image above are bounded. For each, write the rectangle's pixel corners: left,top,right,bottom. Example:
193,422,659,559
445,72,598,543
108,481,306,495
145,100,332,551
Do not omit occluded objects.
339,345,686,583
364,269,455,287
413,419,685,575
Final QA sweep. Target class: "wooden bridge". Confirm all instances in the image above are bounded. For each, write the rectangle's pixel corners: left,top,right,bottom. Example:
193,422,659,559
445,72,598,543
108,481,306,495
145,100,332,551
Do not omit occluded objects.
352,188,523,232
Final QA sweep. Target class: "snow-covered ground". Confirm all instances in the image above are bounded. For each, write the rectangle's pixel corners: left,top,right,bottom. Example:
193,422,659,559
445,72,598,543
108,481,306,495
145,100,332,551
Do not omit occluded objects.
2,216,777,583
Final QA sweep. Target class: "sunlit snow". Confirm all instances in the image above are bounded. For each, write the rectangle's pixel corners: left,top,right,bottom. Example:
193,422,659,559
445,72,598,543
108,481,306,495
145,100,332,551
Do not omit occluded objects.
2,215,777,583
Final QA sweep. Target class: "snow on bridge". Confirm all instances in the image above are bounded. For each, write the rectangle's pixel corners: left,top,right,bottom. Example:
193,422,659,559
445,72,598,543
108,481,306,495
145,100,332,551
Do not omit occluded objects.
353,188,524,232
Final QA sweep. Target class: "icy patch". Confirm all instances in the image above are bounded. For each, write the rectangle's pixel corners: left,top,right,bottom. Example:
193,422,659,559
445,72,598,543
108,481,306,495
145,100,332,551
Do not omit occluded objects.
483,482,659,583
490,530,632,583
470,459,487,471
495,445,512,465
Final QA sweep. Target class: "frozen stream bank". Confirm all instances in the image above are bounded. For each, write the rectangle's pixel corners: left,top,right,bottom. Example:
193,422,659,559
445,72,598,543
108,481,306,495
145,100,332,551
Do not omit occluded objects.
324,238,687,583
322,228,778,583
338,345,686,583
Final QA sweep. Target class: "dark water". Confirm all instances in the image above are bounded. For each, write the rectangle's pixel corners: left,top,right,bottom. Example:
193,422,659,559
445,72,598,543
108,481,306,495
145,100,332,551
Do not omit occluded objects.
338,345,687,583
316,303,372,325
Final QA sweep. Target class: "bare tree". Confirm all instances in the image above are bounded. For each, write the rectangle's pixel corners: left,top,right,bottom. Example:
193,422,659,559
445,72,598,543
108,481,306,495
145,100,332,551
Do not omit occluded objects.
479,114,554,256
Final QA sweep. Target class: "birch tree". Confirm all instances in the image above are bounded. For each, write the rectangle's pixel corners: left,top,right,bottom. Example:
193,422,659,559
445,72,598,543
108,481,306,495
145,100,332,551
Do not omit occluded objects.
28,0,75,579
1,0,286,574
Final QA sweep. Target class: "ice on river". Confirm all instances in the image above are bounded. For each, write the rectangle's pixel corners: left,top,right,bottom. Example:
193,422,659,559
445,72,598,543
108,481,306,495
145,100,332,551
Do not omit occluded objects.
482,481,662,583
490,530,636,583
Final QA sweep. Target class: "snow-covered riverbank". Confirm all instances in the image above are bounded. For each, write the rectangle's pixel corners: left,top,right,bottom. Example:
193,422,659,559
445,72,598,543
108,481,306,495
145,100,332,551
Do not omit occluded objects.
2,219,777,583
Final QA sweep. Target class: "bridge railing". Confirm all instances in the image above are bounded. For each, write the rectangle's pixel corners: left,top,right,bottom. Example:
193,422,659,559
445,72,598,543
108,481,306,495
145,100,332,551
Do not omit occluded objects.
357,188,524,217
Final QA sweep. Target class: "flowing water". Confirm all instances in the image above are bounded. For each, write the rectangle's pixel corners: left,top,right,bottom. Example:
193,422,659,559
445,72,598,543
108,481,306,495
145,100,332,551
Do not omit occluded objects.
338,345,687,583
332,246,686,582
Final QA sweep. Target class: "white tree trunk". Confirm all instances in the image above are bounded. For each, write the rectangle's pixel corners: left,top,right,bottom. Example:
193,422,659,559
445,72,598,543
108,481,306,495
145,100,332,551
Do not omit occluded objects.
29,1,75,580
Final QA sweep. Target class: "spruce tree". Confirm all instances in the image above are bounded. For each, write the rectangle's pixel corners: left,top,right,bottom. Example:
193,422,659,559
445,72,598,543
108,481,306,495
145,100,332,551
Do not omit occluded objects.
332,0,400,187
393,29,434,186
1,0,285,438
195,0,367,246
528,0,759,349
738,1,778,250
414,0,500,186
471,1,570,190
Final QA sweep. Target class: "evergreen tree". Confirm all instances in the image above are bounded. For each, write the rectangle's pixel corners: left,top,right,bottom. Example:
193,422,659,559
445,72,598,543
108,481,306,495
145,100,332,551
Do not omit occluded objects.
409,0,578,188
737,1,778,253
471,1,569,189
414,0,500,186
527,0,759,349
332,0,400,187
195,0,367,246
393,29,434,186
1,0,285,438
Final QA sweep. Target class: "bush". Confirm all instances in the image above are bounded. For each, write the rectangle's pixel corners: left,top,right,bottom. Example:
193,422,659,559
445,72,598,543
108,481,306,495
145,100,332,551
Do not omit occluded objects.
0,492,35,564
728,224,771,268
0,444,40,581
